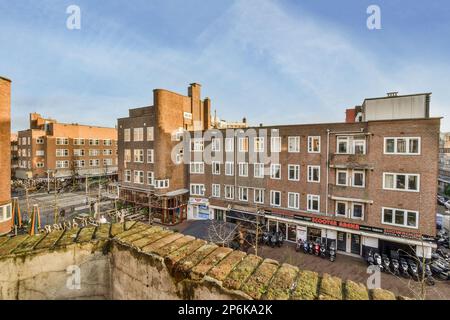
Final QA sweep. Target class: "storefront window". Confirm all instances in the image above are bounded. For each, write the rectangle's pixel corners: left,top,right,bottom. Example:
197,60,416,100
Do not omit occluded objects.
308,227,322,242
287,224,297,242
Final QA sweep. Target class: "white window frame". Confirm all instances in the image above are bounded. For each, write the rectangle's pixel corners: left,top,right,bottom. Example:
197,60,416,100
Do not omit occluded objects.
147,149,154,164
308,136,321,153
238,137,249,152
335,201,348,217
307,194,320,213
288,192,300,209
224,185,234,200
307,165,320,183
352,170,366,188
147,127,154,141
225,138,234,152
288,164,300,181
190,162,205,174
382,207,419,229
254,163,264,178
271,136,281,153
254,137,265,152
254,188,264,204
134,149,144,163
238,187,249,202
212,138,221,152
336,169,348,186
124,149,131,163
383,172,420,192
351,203,364,220
270,190,281,207
270,164,281,180
133,128,144,142
225,162,234,176
191,139,204,152
288,136,300,153
212,184,220,198
384,137,421,155
190,184,205,196
147,171,154,186
238,162,248,177
212,161,221,175
124,129,131,142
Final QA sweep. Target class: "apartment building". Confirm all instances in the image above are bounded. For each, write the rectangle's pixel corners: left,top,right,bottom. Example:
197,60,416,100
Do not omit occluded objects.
187,92,440,259
117,83,211,225
10,133,18,177
438,132,450,195
0,76,12,235
15,113,118,180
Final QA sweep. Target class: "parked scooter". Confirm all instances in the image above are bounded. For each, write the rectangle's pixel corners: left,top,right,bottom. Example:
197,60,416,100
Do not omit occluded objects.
262,232,270,246
382,254,390,273
303,240,309,254
408,259,419,281
430,261,450,280
270,232,277,248
313,239,321,256
390,258,400,276
418,263,435,286
366,250,375,266
295,239,303,252
320,241,327,259
277,231,284,248
308,241,314,255
399,258,410,278
329,241,336,262
374,253,383,272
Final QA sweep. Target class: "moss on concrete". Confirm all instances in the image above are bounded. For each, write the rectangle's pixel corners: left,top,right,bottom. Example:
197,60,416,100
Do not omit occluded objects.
370,288,397,300
153,235,196,257
264,263,299,300
291,270,319,300
76,227,96,243
241,259,279,300
344,280,369,300
191,247,233,280
319,273,343,300
223,254,262,291
0,235,29,256
207,250,246,282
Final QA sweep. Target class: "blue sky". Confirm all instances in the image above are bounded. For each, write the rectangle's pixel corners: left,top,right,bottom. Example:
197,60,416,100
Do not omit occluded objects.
1,0,449,131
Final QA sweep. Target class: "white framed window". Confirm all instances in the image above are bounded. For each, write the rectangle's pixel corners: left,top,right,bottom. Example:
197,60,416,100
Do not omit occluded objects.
124,129,131,142
147,149,154,163
89,159,100,167
103,139,112,146
336,136,366,155
124,149,131,162
89,139,100,146
183,112,192,120
352,170,365,188
238,162,248,177
225,138,234,152
147,127,154,141
133,128,144,142
190,162,205,174
225,185,234,199
254,137,265,152
288,192,300,209
89,149,100,156
56,149,69,157
288,165,300,181
288,136,300,153
384,137,421,155
307,194,320,212
270,190,281,207
238,187,249,202
73,138,84,145
254,163,264,178
155,180,169,189
382,207,418,229
212,161,221,175
254,188,264,204
133,170,144,184
0,204,12,223
103,149,113,156
336,201,347,217
190,184,205,196
191,139,204,151
147,172,154,186
73,149,84,157
36,162,45,168
383,173,420,192
271,136,281,153
353,139,366,155
103,159,113,166
270,164,281,180
351,203,364,220
336,170,348,186
56,137,69,145
36,150,45,157
212,184,220,198
36,137,45,144
134,149,144,163
56,160,69,168
225,162,234,176
307,165,320,183
212,138,221,152
238,137,249,152
308,136,321,153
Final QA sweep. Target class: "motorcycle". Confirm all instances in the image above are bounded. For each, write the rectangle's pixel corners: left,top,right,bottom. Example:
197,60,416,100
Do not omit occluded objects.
262,232,270,246
374,253,383,272
277,231,284,248
419,264,435,286
367,250,375,266
308,241,314,255
313,239,321,256
329,242,336,262
382,254,390,273
270,232,277,248
408,259,419,281
430,261,450,280
390,258,400,276
303,240,309,254
320,241,327,259
399,258,410,278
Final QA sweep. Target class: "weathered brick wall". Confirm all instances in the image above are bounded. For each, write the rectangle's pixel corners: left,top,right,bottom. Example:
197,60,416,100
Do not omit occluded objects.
0,222,405,300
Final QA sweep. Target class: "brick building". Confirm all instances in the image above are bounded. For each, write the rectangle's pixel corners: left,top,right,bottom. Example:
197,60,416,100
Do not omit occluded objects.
0,76,12,235
117,83,211,225
10,133,18,177
438,132,450,195
117,85,440,258
15,113,118,181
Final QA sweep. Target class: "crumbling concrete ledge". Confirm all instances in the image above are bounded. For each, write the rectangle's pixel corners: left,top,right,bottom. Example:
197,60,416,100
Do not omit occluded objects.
0,222,407,300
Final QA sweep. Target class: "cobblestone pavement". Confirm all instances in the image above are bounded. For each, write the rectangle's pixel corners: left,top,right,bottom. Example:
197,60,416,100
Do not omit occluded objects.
173,220,450,300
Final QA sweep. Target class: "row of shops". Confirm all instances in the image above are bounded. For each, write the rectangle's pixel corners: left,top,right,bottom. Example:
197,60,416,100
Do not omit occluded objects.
187,197,436,259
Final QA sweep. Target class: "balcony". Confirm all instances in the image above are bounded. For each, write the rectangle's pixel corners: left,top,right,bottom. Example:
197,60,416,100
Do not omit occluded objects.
329,153,374,170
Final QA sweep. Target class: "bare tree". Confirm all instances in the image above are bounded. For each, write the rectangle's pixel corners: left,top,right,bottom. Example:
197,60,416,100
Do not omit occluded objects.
207,220,239,248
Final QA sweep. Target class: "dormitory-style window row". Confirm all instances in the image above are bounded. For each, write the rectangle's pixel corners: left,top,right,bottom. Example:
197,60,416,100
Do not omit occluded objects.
384,137,420,155
336,169,366,188
123,170,167,189
336,201,364,220
383,172,420,192
124,149,154,164
123,127,154,142
382,207,418,229
336,136,366,155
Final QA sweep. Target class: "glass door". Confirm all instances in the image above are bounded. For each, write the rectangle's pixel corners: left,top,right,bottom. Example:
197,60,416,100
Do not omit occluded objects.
337,232,347,252
351,234,361,255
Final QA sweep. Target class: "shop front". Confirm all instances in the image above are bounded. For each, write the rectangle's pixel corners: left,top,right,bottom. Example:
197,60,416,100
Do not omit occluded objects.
187,197,210,220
